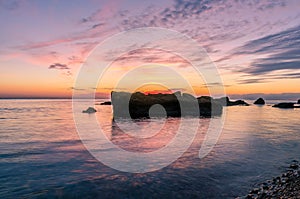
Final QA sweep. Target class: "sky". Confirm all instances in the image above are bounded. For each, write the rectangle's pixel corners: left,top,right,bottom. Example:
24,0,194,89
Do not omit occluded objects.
0,0,300,99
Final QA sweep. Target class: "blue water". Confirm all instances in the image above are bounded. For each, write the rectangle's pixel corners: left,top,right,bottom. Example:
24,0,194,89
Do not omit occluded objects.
0,99,300,198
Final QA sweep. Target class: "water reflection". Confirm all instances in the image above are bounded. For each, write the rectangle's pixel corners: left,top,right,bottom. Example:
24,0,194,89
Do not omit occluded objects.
1,100,300,198
110,118,179,153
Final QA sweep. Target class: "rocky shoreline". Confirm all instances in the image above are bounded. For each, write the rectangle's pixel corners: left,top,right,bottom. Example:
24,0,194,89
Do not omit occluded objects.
241,161,300,199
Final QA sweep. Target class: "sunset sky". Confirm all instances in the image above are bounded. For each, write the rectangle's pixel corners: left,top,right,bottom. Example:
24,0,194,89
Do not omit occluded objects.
0,0,300,99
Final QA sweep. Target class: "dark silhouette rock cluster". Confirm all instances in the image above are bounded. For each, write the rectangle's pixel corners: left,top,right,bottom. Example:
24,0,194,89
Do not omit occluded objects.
111,91,251,119
111,91,226,119
214,96,249,106
254,98,265,105
272,99,300,108
273,103,295,108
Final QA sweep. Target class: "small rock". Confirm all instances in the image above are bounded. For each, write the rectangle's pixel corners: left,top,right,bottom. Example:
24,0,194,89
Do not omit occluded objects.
290,164,299,169
242,161,300,198
276,176,281,182
82,107,97,113
263,185,269,190
100,101,111,105
254,98,265,105
260,192,267,197
250,188,260,194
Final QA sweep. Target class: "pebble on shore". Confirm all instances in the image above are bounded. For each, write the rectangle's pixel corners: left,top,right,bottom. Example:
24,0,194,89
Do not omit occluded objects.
241,160,300,199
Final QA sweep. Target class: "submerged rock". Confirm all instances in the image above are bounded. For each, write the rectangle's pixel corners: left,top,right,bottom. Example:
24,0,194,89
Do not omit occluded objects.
273,103,295,108
82,107,97,113
254,98,265,105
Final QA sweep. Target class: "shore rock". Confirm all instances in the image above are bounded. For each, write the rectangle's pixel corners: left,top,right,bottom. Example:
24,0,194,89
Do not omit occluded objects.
243,161,300,199
254,98,265,105
273,103,295,108
111,91,223,119
297,99,300,104
82,107,97,113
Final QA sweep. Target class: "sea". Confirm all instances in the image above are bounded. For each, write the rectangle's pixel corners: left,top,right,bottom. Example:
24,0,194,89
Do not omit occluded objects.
0,99,300,198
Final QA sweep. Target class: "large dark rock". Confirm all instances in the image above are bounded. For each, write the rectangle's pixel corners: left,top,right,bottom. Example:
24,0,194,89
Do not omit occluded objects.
273,103,295,108
111,91,223,119
297,99,300,104
254,98,265,105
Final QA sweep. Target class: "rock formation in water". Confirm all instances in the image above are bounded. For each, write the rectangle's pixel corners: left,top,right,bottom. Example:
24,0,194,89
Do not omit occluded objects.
111,91,223,119
214,96,249,106
254,98,265,105
273,103,295,108
298,99,300,104
82,107,97,113
100,101,111,105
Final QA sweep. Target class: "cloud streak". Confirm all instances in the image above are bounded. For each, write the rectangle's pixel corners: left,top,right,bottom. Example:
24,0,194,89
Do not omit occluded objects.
229,25,300,77
0,0,20,10
2,0,300,97
48,63,69,70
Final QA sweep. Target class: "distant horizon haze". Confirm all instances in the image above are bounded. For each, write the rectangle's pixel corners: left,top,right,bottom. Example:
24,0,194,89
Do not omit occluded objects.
1,92,299,101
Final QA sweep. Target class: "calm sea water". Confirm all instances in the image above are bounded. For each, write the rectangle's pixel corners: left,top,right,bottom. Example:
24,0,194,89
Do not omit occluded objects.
0,99,300,198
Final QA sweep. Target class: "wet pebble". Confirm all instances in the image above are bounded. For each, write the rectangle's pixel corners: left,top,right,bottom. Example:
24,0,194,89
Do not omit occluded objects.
241,161,300,199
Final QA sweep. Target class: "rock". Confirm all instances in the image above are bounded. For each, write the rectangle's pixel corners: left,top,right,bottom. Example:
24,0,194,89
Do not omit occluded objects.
260,192,267,197
82,107,97,113
273,103,295,108
250,188,260,194
215,96,249,106
227,99,249,106
242,161,300,199
198,101,223,117
298,99,300,104
263,184,269,190
214,96,230,106
100,101,111,105
290,164,299,169
197,96,213,103
111,91,223,119
254,98,265,105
